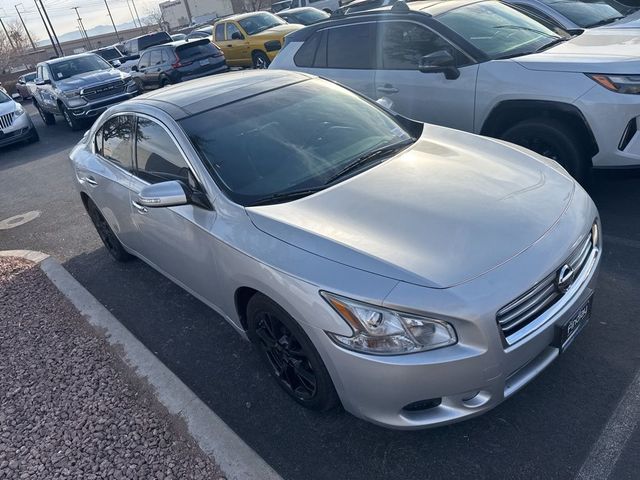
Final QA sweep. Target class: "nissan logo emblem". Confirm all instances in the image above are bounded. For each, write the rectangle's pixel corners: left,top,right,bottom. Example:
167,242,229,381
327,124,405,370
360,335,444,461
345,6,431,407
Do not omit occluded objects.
557,264,574,293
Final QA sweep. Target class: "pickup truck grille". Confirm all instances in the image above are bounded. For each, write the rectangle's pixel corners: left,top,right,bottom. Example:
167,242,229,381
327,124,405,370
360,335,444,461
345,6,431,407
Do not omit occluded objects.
497,231,595,344
81,81,126,101
0,112,14,130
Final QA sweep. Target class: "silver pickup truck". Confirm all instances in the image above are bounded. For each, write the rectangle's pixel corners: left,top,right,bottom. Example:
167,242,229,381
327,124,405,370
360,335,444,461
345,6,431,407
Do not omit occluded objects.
32,53,139,130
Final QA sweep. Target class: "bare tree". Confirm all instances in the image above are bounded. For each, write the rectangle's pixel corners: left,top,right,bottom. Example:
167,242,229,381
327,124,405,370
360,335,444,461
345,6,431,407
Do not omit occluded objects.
243,0,266,11
143,5,167,31
0,20,39,74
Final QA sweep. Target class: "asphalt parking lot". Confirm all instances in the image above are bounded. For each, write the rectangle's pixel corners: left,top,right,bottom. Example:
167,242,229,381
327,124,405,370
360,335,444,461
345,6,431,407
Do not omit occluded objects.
1,105,639,480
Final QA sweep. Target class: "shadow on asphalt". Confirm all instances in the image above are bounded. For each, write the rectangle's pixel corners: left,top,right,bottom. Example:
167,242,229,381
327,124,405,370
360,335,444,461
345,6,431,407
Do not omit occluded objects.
60,170,640,480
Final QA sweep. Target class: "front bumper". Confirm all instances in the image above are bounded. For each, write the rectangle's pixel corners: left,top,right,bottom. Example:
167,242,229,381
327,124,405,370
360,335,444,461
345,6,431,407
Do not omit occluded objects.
68,91,138,119
302,192,601,429
0,112,35,148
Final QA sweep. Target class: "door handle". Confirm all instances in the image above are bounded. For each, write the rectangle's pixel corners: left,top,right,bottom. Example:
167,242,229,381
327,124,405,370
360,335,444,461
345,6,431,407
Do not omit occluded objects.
84,176,98,186
377,84,399,94
131,200,148,214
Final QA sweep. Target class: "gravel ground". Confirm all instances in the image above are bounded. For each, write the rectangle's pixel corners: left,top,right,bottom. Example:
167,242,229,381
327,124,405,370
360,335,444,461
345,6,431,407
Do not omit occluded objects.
0,257,223,480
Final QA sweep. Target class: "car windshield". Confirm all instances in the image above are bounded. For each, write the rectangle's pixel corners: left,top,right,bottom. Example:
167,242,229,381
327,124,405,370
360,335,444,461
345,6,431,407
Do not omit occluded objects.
49,55,112,80
0,91,10,103
438,1,563,59
180,79,415,206
96,48,121,60
291,8,330,23
238,12,286,35
24,73,37,82
540,0,626,27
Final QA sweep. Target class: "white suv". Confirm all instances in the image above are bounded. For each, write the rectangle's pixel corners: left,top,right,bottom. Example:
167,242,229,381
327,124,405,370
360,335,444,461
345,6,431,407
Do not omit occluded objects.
271,0,640,181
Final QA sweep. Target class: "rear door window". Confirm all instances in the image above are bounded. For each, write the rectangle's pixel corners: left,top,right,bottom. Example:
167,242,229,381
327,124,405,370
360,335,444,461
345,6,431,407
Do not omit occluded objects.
227,23,243,40
215,23,225,42
326,24,376,69
96,115,134,171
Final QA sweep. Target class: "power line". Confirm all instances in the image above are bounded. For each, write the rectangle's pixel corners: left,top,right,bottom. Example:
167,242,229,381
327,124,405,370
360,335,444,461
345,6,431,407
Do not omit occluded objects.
14,3,36,50
71,6,92,49
33,0,58,56
38,0,63,55
103,0,120,41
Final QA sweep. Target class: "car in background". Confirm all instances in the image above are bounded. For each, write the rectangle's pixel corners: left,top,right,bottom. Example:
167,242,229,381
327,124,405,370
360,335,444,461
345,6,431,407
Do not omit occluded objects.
272,0,293,12
278,7,330,24
0,90,38,147
93,46,127,67
504,0,639,31
271,0,640,182
334,0,399,14
32,53,139,131
16,72,37,99
213,12,304,68
70,70,601,429
131,39,228,91
122,32,173,57
171,33,187,41
186,25,214,40
275,0,341,12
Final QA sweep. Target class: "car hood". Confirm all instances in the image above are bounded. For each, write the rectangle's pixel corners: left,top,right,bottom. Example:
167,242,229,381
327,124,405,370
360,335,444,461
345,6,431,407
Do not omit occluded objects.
250,23,304,39
56,69,129,92
515,29,640,73
0,100,17,115
247,126,575,289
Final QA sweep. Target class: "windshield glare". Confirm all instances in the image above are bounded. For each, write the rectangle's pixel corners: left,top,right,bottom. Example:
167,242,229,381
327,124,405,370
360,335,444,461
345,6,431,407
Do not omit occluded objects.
540,0,625,27
180,80,413,206
438,1,561,59
238,12,286,35
50,55,112,80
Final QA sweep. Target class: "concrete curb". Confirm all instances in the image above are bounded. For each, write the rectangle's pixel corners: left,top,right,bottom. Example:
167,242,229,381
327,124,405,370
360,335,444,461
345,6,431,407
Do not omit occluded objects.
0,249,282,480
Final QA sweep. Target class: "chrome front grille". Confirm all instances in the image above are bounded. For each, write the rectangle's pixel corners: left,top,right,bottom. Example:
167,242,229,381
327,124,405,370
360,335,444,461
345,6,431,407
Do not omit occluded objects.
0,112,14,130
81,81,126,101
497,230,595,344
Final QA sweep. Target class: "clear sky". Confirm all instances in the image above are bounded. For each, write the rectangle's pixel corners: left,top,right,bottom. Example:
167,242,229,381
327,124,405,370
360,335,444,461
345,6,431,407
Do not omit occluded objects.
0,0,159,40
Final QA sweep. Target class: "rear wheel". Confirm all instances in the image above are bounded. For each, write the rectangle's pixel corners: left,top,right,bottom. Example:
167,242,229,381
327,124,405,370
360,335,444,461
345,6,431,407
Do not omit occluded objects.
85,199,134,262
35,102,55,125
247,294,339,411
252,51,270,69
500,118,589,183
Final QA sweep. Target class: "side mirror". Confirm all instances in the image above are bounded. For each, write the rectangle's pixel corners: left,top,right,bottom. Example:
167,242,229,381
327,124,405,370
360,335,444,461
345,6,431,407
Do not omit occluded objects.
231,31,244,40
137,181,189,208
131,65,138,72
112,59,121,68
18,80,25,85
35,78,51,86
418,50,460,80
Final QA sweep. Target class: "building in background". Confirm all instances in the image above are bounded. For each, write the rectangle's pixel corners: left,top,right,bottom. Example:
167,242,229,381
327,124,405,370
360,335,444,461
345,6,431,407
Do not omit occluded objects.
160,0,235,29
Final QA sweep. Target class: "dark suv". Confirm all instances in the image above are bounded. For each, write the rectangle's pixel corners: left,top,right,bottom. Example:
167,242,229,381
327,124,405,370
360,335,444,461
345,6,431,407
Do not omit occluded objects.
32,53,139,130
131,39,228,90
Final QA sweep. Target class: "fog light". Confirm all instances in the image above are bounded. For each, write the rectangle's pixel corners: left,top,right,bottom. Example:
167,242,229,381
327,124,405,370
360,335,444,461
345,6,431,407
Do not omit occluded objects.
402,398,442,412
462,391,480,402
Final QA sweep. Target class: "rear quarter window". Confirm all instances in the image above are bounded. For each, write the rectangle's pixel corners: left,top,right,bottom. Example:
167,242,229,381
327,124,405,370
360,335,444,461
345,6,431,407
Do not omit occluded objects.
294,30,323,67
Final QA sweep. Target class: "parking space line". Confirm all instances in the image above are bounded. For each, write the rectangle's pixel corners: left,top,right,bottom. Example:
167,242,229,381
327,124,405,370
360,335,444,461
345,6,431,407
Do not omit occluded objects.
575,369,640,480
603,234,640,250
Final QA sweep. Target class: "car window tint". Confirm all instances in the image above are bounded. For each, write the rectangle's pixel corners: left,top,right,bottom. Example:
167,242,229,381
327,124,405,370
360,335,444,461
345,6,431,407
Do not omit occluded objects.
227,23,242,39
161,48,172,63
513,4,565,30
99,115,134,171
138,52,150,68
149,50,162,65
379,21,462,70
326,24,375,69
215,23,225,41
294,30,322,67
135,117,191,185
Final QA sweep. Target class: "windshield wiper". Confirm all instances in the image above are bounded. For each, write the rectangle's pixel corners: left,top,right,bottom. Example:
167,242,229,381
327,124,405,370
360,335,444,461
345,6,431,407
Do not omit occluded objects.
535,37,567,53
249,187,325,206
324,138,415,185
586,16,624,28
494,25,557,37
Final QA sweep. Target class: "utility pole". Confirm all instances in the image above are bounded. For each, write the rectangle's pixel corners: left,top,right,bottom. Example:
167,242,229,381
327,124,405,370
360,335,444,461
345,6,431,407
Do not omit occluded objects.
125,0,138,28
72,7,92,50
0,17,16,50
38,0,63,56
14,4,36,50
34,0,57,57
183,0,193,25
103,0,120,40
130,0,143,32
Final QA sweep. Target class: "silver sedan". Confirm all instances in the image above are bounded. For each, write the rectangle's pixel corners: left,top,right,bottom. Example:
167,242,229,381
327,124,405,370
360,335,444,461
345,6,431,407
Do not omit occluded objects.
70,70,601,429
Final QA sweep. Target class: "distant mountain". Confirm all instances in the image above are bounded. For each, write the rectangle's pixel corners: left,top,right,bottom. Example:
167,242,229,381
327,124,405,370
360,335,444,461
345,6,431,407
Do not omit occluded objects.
36,19,145,46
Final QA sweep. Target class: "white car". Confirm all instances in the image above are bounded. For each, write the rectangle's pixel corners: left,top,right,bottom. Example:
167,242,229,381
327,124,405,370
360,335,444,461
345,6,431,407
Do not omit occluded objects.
271,0,640,181
0,90,39,148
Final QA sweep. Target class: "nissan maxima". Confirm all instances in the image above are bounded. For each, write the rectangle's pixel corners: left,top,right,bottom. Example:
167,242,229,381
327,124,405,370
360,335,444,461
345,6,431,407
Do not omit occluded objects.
69,70,601,429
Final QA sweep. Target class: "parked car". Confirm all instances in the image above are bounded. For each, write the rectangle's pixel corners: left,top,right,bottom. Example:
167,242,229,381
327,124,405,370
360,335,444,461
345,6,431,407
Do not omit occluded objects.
272,0,341,12
271,0,640,182
186,25,214,40
278,7,330,24
16,72,37,99
93,46,127,67
506,0,639,31
171,33,187,41
32,53,139,131
70,70,601,429
121,32,173,57
0,90,38,147
131,39,228,90
334,0,399,15
213,12,304,68
272,0,294,12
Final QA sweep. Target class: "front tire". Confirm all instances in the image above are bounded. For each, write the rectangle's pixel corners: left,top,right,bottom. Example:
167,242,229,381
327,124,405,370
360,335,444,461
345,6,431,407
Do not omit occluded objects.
85,200,134,262
252,51,270,69
26,128,39,144
247,294,339,411
500,118,589,183
61,105,83,131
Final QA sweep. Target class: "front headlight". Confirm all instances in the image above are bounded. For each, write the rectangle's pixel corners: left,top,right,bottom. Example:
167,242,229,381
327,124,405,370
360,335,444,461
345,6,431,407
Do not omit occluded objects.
321,292,457,355
61,88,81,98
588,74,640,94
14,103,25,116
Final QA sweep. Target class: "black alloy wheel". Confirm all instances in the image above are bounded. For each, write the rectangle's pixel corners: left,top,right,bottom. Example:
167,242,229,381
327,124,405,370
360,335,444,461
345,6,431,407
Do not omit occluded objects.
247,294,339,411
86,200,134,262
252,51,270,69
